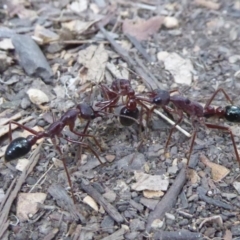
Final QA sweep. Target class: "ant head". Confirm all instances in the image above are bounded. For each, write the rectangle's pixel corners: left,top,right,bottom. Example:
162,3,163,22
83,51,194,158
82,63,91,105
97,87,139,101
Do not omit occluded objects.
5,137,32,162
77,103,96,120
152,89,170,106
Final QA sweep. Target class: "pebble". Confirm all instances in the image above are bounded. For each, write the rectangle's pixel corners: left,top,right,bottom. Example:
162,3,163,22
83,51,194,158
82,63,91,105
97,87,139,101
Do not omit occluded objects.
163,16,179,29
92,183,105,194
130,218,145,231
232,224,240,236
102,190,116,203
26,176,37,185
178,218,189,226
101,216,114,234
20,97,31,109
165,212,175,221
151,219,164,229
11,34,53,83
140,197,158,210
125,232,140,240
168,165,178,174
204,228,216,238
129,199,144,212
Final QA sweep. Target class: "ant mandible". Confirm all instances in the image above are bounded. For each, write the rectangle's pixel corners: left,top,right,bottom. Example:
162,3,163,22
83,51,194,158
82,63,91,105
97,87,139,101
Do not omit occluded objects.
5,103,105,203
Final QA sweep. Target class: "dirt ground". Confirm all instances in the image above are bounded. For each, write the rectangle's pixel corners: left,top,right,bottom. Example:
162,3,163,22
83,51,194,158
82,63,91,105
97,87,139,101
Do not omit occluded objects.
1,0,240,239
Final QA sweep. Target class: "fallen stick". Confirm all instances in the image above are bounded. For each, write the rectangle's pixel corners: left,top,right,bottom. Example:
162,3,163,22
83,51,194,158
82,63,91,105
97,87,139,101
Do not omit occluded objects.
153,230,202,240
146,167,187,233
80,179,124,223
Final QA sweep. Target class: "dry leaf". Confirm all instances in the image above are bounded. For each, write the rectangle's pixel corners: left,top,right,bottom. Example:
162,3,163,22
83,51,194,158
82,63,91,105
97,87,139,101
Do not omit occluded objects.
131,172,169,191
83,196,98,211
16,158,29,171
157,52,194,85
69,0,88,13
188,169,200,184
233,181,240,194
78,44,108,83
62,20,96,35
122,16,164,41
194,0,221,10
0,39,14,50
34,25,59,44
143,190,164,199
17,193,47,221
106,62,129,79
198,215,223,229
200,155,230,182
27,88,50,110
223,229,232,240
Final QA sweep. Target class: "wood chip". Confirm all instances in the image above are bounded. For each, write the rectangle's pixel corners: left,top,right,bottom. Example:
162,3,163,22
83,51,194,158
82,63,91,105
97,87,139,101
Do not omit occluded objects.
200,154,230,182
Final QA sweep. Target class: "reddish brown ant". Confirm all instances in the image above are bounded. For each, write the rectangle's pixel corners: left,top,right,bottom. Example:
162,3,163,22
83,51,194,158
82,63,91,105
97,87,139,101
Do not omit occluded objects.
96,79,151,126
147,88,240,165
4,103,105,203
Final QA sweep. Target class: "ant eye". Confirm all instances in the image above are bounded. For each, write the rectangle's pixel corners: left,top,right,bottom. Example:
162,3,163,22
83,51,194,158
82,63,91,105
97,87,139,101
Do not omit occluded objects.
185,99,191,104
153,97,162,105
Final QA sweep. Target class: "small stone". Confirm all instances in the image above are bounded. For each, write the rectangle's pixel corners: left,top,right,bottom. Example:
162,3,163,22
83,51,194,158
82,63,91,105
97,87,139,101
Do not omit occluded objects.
179,218,189,226
168,165,178,174
229,55,240,64
163,16,179,29
232,224,240,236
92,182,105,194
11,34,53,83
130,218,145,231
129,199,144,212
165,212,175,221
102,190,116,203
101,216,114,234
125,232,139,240
140,197,159,210
105,154,116,162
233,181,240,194
151,219,164,229
21,97,31,109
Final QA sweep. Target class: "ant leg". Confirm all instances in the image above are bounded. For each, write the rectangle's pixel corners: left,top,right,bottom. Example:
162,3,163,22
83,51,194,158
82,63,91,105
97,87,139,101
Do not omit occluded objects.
164,109,183,151
51,137,76,204
69,120,103,151
205,123,240,165
204,88,234,109
63,137,103,165
8,120,39,141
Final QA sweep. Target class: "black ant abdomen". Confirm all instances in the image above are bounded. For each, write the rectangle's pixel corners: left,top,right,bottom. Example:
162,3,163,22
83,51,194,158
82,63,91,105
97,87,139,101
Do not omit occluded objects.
119,107,139,126
5,137,32,162
225,105,240,122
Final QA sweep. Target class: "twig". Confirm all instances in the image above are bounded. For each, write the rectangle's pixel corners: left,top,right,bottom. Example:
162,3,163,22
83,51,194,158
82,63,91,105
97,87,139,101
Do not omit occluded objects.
0,143,42,238
100,225,129,240
80,179,124,223
146,167,187,233
48,184,85,222
97,25,160,89
197,187,232,210
134,53,160,89
0,115,34,138
125,34,153,63
153,230,203,240
29,164,54,193
153,109,191,138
